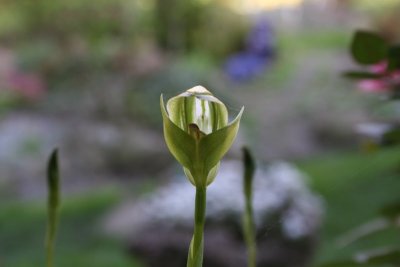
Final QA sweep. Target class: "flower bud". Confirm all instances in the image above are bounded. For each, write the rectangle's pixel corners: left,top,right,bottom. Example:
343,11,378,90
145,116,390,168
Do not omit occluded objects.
160,86,244,187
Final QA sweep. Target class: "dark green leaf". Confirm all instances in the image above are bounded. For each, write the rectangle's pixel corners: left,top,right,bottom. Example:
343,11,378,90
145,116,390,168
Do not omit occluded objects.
336,218,390,247
387,45,400,70
319,249,400,267
380,201,400,220
319,260,362,267
382,128,400,146
366,249,400,265
351,30,388,65
343,71,384,79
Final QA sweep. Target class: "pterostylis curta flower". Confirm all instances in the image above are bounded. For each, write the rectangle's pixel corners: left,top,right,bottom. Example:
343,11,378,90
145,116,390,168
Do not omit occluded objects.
160,85,244,267
160,85,244,187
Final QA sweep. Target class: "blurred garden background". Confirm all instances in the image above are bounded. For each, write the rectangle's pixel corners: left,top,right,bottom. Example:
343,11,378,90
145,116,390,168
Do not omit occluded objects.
1,0,400,266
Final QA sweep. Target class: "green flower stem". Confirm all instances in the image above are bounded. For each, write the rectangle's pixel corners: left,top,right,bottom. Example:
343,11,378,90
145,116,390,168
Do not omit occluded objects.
187,186,207,267
242,147,256,267
243,198,256,267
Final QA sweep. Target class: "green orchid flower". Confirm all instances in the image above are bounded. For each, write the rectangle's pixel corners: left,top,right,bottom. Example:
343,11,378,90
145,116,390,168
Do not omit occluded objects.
160,85,244,187
161,85,244,267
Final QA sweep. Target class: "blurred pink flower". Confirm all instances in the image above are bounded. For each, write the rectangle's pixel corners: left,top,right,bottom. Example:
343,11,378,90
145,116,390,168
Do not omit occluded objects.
0,48,47,101
390,70,400,81
370,61,387,74
357,61,400,93
7,71,46,100
357,79,388,92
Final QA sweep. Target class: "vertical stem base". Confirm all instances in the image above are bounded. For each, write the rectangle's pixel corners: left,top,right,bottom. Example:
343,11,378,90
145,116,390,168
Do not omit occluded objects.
187,187,207,267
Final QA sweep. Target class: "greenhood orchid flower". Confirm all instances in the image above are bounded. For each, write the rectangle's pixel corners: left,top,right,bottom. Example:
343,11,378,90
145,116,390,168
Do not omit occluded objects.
160,86,244,187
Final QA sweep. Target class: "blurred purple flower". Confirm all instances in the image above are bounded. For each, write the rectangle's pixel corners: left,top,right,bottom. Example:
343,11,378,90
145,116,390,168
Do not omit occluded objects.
224,18,276,82
246,19,275,58
225,52,267,82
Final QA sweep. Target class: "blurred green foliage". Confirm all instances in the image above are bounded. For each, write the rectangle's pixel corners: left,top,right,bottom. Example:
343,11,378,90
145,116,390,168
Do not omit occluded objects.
298,147,400,265
0,0,250,118
0,0,142,40
1,148,399,266
0,190,142,267
308,28,400,267
0,0,246,72
2,2,399,266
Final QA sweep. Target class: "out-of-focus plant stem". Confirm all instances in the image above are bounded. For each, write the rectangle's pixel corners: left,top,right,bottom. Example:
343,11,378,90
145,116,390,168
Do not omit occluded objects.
187,186,207,267
242,147,256,267
46,149,60,267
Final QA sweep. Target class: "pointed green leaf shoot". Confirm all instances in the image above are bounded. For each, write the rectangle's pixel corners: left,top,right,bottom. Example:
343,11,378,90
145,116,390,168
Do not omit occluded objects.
160,86,243,187
46,149,61,267
242,147,257,267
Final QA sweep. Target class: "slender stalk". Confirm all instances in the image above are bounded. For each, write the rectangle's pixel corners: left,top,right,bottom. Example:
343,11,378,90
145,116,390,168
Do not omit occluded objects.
46,149,60,267
187,186,207,267
243,199,256,267
242,147,256,267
